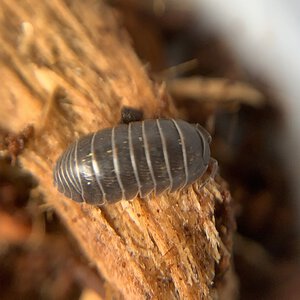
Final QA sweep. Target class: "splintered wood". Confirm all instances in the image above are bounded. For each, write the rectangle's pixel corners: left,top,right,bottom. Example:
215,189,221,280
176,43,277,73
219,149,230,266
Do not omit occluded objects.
0,0,236,299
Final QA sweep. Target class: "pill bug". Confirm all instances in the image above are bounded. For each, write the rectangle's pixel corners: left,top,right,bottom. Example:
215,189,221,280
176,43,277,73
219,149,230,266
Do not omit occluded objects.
53,119,212,205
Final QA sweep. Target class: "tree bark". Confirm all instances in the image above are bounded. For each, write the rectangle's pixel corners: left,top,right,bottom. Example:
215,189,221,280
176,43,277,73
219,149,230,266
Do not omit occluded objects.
0,0,236,299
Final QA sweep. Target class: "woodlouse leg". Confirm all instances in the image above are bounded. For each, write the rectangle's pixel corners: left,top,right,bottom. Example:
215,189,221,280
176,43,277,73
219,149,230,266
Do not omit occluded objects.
138,192,154,202
198,158,219,190
120,106,144,124
209,157,219,179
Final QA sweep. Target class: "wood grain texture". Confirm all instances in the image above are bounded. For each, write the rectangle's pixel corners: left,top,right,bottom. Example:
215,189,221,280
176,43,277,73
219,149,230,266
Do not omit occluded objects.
0,0,236,299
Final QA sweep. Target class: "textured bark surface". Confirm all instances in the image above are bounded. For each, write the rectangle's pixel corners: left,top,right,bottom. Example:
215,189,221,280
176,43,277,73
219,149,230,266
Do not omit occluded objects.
0,0,236,299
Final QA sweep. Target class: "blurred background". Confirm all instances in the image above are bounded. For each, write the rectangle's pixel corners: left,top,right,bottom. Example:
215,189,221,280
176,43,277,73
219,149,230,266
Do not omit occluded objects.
1,0,300,299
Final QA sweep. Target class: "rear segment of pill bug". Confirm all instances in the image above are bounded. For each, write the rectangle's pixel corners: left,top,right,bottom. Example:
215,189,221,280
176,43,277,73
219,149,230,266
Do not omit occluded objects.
54,133,105,204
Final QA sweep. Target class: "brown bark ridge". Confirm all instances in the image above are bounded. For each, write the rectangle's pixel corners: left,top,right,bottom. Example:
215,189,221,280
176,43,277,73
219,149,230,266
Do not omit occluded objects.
0,0,236,299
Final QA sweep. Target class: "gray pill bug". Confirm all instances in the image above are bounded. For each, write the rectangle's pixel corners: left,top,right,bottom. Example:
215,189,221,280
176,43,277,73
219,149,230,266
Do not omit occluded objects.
53,118,212,205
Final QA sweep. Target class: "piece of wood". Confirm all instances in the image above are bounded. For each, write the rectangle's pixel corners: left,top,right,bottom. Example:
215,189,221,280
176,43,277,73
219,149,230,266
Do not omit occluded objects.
0,0,236,299
167,77,265,108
